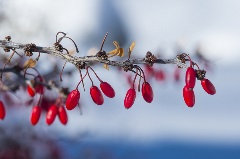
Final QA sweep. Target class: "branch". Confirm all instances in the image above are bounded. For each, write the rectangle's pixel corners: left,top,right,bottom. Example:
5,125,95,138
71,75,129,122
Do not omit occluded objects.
0,39,188,70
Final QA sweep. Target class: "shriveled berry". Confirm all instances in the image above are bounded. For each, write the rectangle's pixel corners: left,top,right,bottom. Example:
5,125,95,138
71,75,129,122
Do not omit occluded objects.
35,76,44,94
27,85,35,97
185,67,196,88
0,101,6,120
35,85,44,94
183,86,195,107
46,105,58,125
66,90,80,110
90,86,104,105
124,88,136,109
100,82,115,98
58,106,68,125
142,82,153,103
30,106,41,125
201,78,216,95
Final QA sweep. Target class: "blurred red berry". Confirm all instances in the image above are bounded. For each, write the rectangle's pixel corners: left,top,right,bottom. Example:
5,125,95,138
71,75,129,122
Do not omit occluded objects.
27,85,35,97
124,88,136,109
58,106,68,125
0,101,6,120
201,78,216,95
46,105,58,125
66,90,80,110
183,86,195,107
174,68,181,82
100,82,115,98
142,82,153,103
35,76,44,94
185,67,196,88
30,106,41,125
154,69,166,81
90,86,104,105
144,65,154,79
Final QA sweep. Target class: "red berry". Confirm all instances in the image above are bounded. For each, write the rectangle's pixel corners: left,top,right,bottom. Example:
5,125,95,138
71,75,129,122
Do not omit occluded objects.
0,101,6,120
185,67,196,88
90,86,104,105
201,78,216,95
100,82,115,98
30,106,41,125
58,106,68,125
142,82,153,103
66,90,80,110
27,85,35,97
46,105,58,125
183,86,195,107
124,88,136,109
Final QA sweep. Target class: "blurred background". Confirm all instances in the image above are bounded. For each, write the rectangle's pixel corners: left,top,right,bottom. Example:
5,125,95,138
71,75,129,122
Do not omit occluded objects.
0,0,240,158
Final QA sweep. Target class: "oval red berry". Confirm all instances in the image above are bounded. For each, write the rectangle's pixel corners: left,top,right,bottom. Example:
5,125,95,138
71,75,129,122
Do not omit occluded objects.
66,90,80,110
58,106,68,125
100,82,115,98
142,82,153,103
46,105,58,125
27,85,35,97
124,88,136,109
183,86,195,107
30,106,41,125
90,86,104,105
201,78,216,95
185,67,196,88
0,101,6,120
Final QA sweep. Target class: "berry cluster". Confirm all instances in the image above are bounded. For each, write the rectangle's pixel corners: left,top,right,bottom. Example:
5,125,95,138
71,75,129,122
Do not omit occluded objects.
66,66,115,110
30,104,68,126
0,33,217,126
182,53,216,107
124,66,153,109
27,76,44,97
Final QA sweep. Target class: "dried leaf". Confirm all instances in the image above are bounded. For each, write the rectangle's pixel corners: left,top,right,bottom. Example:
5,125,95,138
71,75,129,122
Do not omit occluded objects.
128,41,135,59
103,64,109,70
107,41,124,58
113,41,120,49
108,49,118,55
118,48,124,57
129,41,135,52
23,58,36,68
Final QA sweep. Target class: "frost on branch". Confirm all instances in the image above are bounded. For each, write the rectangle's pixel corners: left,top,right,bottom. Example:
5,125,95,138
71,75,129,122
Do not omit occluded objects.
0,32,216,125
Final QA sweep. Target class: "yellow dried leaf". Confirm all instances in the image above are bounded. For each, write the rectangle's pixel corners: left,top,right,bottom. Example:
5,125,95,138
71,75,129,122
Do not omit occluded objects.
113,41,120,49
103,64,109,70
107,41,124,58
118,48,124,57
129,41,135,52
23,58,36,68
128,41,135,59
108,49,118,55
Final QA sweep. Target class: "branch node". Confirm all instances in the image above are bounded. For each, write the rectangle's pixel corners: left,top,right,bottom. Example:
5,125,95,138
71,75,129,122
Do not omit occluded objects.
144,51,156,66
24,43,37,57
123,60,134,72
